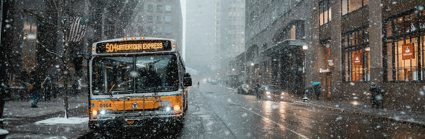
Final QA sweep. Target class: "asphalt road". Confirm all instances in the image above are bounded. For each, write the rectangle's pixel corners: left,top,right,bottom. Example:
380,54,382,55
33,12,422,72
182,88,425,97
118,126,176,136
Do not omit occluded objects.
82,83,425,139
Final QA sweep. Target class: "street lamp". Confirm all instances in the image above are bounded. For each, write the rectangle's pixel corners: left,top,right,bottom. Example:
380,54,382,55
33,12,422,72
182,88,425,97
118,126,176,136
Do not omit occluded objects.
302,44,308,97
303,44,308,50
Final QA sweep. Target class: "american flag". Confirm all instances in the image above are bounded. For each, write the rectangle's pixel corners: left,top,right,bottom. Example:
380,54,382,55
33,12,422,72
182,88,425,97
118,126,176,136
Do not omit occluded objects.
65,17,87,43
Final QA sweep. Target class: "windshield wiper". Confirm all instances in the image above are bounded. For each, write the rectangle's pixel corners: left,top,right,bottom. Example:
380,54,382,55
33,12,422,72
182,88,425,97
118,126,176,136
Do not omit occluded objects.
108,84,116,98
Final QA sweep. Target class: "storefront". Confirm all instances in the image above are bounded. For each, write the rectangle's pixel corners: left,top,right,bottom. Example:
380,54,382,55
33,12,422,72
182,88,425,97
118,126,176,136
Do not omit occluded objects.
342,27,371,82
383,9,425,82
262,40,306,95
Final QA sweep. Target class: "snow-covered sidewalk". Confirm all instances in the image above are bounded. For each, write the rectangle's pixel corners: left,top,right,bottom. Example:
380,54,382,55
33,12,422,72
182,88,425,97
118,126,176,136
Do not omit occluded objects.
2,93,90,139
293,98,425,127
3,94,86,118
0,128,8,135
35,117,88,125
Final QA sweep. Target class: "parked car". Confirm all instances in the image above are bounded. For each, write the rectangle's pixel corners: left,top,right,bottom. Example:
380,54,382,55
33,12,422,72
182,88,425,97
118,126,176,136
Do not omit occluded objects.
237,84,253,94
256,85,287,100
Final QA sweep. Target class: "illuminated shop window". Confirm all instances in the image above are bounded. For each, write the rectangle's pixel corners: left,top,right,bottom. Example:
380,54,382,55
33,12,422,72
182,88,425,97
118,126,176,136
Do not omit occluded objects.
343,27,370,82
384,10,425,81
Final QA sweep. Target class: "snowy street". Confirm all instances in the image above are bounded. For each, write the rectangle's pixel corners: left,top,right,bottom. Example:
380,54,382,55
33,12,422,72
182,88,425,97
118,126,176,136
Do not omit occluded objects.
81,83,425,138
1,0,425,138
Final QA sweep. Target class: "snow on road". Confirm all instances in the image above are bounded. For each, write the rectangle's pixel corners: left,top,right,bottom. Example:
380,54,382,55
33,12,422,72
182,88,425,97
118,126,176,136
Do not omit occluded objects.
35,117,88,125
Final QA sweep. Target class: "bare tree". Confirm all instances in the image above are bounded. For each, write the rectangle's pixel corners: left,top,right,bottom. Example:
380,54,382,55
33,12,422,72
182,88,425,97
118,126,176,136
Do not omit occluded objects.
40,0,87,118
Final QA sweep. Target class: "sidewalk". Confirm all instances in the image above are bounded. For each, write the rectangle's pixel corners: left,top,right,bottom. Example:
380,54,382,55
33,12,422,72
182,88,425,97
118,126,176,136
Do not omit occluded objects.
292,97,425,127
3,93,86,118
2,92,90,139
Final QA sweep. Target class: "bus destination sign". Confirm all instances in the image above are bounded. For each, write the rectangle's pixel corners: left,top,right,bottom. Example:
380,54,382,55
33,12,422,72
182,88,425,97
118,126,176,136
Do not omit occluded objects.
96,40,172,53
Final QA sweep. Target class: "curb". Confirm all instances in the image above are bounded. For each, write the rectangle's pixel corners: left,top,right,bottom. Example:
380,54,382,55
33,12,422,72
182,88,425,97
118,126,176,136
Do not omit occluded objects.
73,130,93,139
292,100,425,128
4,105,86,119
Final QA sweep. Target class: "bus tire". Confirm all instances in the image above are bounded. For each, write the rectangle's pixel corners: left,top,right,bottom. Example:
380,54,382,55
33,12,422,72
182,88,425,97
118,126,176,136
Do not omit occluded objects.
89,121,98,130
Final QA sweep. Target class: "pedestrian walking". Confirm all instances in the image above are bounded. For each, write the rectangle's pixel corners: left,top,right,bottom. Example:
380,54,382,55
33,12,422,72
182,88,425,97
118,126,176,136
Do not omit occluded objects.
369,82,384,109
255,83,260,98
28,72,41,108
41,76,52,101
197,81,200,88
72,79,81,95
0,82,8,128
312,81,321,100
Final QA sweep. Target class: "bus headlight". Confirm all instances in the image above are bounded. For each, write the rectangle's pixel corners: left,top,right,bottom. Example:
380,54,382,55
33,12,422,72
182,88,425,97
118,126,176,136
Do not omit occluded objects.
100,110,106,115
165,106,172,112
92,110,98,118
173,105,181,111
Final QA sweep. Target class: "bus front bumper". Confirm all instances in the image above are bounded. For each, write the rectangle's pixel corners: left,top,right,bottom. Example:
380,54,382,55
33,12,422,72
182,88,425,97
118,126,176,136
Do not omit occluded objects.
89,111,184,128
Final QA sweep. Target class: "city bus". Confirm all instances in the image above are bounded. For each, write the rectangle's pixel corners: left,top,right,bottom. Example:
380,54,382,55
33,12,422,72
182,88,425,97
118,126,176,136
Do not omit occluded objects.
88,37,192,129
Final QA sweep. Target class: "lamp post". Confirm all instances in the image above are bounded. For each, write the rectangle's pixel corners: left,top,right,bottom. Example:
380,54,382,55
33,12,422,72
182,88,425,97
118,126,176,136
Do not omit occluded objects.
302,44,308,94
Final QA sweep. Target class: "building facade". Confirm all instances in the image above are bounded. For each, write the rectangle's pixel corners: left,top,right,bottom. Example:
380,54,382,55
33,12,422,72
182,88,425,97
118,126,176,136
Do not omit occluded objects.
218,0,246,86
310,0,425,112
243,0,424,112
244,0,313,94
126,0,183,52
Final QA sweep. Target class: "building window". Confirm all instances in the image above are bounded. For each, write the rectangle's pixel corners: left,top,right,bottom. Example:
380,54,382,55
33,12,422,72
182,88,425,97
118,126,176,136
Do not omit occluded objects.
147,16,153,23
273,21,304,42
384,9,425,81
147,4,154,12
157,4,163,13
343,27,370,82
156,16,162,23
290,25,296,39
164,16,171,23
341,0,368,15
319,0,332,26
165,5,172,12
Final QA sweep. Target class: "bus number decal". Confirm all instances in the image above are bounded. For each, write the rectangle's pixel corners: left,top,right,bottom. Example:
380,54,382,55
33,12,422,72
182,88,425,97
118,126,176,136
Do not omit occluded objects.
99,103,112,108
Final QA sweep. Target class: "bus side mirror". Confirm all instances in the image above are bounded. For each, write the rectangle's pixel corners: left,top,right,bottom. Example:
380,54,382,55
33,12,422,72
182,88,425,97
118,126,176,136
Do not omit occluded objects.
184,73,192,87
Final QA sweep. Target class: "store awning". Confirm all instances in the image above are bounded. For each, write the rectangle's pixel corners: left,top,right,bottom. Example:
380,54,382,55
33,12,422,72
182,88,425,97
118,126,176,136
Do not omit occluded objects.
262,39,305,56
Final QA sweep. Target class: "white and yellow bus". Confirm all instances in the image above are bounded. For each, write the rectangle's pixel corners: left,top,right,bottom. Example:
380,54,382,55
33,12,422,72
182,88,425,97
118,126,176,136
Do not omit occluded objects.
88,37,191,129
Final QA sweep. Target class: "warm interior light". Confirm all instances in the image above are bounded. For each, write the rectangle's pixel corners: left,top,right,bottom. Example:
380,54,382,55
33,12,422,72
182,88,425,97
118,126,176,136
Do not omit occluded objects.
365,47,370,51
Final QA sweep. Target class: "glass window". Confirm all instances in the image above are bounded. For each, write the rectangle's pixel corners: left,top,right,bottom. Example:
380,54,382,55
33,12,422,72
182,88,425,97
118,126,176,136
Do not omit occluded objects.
147,4,154,12
319,0,332,26
290,25,296,39
164,16,172,22
384,11,425,81
92,57,134,95
341,0,348,15
341,0,368,15
147,16,153,23
343,28,370,82
165,5,172,12
157,4,163,13
349,0,362,12
92,54,179,95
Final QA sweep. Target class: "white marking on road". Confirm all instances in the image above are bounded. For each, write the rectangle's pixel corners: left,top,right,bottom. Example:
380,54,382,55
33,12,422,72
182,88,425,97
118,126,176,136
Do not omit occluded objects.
240,106,310,139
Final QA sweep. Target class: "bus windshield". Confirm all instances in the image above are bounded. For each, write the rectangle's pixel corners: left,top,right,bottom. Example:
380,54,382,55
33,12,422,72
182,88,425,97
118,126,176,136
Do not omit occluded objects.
92,54,179,95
